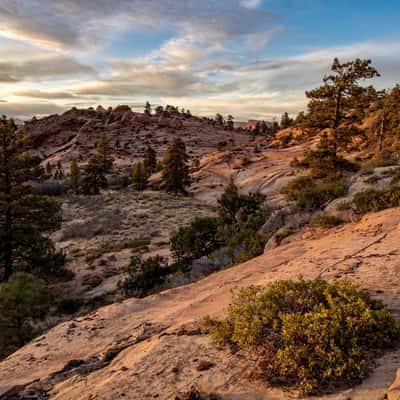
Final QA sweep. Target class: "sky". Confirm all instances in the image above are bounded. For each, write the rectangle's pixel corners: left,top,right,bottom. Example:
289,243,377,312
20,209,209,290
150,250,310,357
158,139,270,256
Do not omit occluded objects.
0,0,399,120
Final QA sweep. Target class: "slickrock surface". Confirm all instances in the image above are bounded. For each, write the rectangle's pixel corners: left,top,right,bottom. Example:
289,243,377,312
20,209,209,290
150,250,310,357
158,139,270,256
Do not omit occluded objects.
2,208,400,399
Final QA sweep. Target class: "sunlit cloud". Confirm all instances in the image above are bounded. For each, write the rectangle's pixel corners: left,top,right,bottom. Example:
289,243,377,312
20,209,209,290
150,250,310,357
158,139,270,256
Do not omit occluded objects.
0,1,398,120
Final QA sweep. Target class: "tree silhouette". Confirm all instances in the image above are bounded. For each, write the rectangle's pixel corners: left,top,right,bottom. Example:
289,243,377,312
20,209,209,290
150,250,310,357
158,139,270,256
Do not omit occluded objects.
161,138,190,195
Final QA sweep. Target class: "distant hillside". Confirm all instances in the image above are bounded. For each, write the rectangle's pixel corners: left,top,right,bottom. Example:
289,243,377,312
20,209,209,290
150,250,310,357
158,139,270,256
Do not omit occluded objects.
18,106,250,171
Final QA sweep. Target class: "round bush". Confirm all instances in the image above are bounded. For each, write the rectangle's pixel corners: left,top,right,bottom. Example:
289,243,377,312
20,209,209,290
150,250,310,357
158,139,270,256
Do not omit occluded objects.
203,278,399,396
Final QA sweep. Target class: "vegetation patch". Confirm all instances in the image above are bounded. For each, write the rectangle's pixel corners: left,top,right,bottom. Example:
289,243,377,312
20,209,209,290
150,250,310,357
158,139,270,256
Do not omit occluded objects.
282,176,348,211
202,278,399,396
85,237,151,263
353,186,400,214
311,214,343,228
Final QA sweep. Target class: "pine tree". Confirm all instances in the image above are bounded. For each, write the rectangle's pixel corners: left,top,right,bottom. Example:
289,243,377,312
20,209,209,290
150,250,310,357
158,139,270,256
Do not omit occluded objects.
306,58,379,155
69,160,80,194
144,101,152,116
226,115,234,130
215,113,224,127
161,137,190,195
45,162,52,176
155,105,164,116
280,112,293,129
131,161,148,191
0,119,64,281
81,156,107,195
0,272,53,357
143,145,157,176
376,85,400,152
95,133,113,173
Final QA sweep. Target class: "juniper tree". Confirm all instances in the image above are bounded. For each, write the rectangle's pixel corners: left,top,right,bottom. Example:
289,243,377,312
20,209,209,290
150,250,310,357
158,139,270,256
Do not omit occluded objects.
69,160,80,194
143,145,157,176
131,161,148,191
306,58,379,154
161,137,190,195
0,119,64,281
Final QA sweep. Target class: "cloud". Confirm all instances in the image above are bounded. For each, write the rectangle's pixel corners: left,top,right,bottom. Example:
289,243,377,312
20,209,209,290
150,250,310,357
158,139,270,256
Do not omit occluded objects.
0,102,65,119
12,90,79,99
0,55,95,82
0,1,277,50
240,0,263,9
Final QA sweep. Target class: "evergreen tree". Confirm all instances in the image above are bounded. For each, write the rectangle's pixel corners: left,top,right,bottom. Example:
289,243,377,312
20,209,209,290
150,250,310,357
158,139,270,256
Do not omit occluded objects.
0,119,64,281
280,112,293,129
376,85,400,152
0,272,53,357
215,113,224,127
306,58,379,154
81,156,107,195
131,161,148,191
143,145,157,176
45,162,52,176
95,133,113,173
272,119,280,133
69,160,80,194
155,105,164,116
260,121,268,135
161,137,190,195
144,101,152,116
226,115,234,130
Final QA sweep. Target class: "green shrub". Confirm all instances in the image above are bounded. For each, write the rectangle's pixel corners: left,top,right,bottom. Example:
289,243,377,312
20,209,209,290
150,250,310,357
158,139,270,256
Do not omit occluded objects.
118,255,169,298
353,186,400,214
0,273,53,358
311,214,343,228
203,278,399,396
282,176,348,211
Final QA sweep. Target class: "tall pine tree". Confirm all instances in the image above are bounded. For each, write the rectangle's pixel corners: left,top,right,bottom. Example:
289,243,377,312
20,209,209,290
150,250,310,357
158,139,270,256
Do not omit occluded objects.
96,133,114,173
69,160,80,194
131,161,148,191
306,58,379,154
161,138,190,195
81,156,107,195
0,119,64,281
143,145,157,176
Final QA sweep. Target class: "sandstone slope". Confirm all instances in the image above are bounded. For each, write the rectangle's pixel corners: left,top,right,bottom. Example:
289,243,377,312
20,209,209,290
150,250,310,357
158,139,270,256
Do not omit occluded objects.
1,208,400,399
20,107,249,170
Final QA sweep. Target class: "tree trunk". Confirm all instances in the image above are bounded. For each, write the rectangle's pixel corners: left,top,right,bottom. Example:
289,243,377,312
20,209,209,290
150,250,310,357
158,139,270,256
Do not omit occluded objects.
2,131,13,281
378,112,385,152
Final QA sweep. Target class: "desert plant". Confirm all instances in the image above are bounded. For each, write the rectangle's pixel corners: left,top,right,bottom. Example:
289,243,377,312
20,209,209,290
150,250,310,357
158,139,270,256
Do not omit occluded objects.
203,278,399,396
